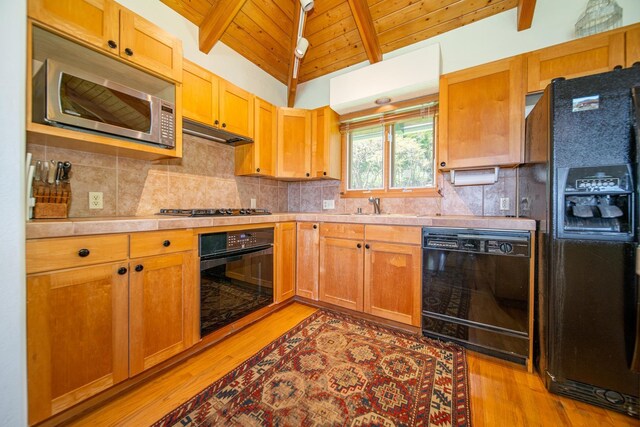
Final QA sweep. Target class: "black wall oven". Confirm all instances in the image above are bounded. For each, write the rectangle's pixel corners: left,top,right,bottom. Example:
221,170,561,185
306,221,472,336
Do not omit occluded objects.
199,228,274,338
422,227,531,365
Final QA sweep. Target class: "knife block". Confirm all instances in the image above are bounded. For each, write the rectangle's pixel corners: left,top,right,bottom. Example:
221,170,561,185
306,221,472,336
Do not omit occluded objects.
33,181,70,219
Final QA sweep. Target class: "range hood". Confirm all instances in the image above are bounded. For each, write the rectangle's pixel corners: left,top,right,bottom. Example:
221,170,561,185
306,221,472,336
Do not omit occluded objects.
330,44,441,115
182,118,253,146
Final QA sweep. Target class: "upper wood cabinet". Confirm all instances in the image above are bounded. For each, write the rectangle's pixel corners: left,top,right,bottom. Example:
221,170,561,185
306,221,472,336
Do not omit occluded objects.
438,55,526,170
274,222,296,303
182,59,254,139
527,32,625,93
296,222,319,300
235,97,276,176
277,107,312,178
311,106,341,180
626,25,640,67
28,0,182,82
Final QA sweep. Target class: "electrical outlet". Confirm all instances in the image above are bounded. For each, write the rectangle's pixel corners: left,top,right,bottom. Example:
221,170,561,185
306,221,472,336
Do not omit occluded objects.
322,199,335,210
250,198,257,209
89,192,103,209
500,197,510,211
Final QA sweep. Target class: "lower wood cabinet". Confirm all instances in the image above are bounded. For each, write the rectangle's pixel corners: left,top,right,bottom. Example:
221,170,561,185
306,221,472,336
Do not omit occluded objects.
296,222,320,300
274,222,296,303
26,231,197,424
129,251,197,376
318,223,422,326
27,262,129,425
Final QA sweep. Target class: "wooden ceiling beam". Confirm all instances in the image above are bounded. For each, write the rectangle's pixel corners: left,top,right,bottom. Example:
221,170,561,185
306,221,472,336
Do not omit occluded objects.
517,0,536,31
347,0,382,64
287,0,302,107
198,0,249,53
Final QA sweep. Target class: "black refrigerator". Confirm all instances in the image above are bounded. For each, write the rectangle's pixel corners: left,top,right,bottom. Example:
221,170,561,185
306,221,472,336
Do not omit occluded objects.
519,65,640,417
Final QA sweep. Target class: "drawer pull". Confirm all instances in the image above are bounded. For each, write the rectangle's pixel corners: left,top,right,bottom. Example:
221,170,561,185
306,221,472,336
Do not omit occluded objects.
135,264,144,272
313,224,317,229
163,240,171,247
78,248,90,257
117,267,127,275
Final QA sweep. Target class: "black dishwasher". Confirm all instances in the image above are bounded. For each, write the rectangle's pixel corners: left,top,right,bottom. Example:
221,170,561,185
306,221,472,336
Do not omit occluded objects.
422,227,531,364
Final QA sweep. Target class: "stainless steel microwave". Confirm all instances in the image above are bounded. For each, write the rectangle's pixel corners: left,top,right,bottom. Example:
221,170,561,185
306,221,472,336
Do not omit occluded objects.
32,59,175,148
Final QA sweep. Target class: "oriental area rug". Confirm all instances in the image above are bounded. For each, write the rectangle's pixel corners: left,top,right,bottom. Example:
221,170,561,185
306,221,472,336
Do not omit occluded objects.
153,310,471,427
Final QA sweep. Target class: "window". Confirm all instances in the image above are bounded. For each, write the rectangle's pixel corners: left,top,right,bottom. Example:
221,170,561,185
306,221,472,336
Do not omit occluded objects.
343,104,437,197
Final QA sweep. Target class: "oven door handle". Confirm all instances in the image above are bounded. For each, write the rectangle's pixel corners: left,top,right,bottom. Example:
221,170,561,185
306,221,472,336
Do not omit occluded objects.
200,244,273,261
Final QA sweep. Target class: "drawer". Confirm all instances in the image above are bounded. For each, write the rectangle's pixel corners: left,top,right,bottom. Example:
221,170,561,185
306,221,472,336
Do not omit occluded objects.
130,230,194,258
365,225,421,245
320,223,364,240
27,234,129,274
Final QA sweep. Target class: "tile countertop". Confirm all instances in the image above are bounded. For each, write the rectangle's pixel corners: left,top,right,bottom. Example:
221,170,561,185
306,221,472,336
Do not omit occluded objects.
25,213,536,239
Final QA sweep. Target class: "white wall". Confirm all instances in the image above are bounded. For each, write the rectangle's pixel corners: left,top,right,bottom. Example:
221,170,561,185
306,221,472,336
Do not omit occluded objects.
295,0,640,109
117,0,287,106
0,0,27,424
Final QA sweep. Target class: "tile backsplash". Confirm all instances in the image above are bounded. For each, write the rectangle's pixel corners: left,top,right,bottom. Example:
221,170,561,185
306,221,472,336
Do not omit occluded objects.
28,134,516,218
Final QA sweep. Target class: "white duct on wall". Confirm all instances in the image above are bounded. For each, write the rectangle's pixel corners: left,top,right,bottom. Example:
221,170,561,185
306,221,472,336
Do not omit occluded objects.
329,44,441,114
451,167,500,186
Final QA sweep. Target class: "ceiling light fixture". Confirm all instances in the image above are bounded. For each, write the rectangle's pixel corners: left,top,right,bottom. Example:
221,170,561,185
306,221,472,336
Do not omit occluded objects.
295,37,309,58
300,0,314,12
375,97,392,105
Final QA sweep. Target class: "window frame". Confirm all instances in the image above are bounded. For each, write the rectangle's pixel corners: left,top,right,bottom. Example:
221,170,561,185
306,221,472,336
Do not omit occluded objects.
340,100,440,199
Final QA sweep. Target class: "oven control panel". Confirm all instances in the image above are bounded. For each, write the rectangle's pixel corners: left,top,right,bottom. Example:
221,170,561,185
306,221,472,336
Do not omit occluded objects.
227,232,258,250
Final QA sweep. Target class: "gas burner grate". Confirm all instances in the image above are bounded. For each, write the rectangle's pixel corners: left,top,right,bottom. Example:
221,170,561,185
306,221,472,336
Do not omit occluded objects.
157,208,271,217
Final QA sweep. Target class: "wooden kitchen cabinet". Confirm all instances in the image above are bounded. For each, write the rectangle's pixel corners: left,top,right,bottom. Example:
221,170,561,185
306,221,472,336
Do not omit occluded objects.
129,251,197,376
182,59,254,139
626,25,640,67
28,0,182,82
274,222,296,303
296,222,320,300
438,55,526,170
311,106,341,180
319,236,364,311
27,262,129,425
277,107,312,178
526,32,625,93
235,97,277,176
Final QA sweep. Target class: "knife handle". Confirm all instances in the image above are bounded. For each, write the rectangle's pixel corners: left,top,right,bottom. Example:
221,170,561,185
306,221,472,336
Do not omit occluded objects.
48,161,57,184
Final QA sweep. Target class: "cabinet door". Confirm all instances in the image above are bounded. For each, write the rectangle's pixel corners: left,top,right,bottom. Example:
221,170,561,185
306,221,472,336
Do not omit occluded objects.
312,106,341,179
27,263,129,424
627,26,640,67
277,107,312,178
319,237,364,311
119,8,183,82
296,223,319,300
129,251,197,376
219,80,255,138
527,32,625,93
28,0,119,53
364,242,421,326
275,222,296,303
235,97,276,176
182,59,218,126
438,55,525,170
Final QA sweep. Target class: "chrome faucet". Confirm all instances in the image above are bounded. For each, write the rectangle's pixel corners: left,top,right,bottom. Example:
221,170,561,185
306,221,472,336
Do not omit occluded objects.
368,197,381,214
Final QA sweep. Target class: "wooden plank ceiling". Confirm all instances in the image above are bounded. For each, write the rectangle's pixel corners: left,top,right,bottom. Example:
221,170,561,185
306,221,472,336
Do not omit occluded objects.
162,0,534,104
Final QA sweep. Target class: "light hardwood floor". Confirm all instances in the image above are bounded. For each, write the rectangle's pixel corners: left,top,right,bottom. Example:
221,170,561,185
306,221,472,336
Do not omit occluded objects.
67,303,637,427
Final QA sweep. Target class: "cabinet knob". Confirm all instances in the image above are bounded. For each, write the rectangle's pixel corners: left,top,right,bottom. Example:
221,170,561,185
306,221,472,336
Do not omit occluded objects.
214,119,219,125
256,168,261,173
440,161,446,167
365,244,370,249
306,172,310,177
117,267,127,275
357,243,362,249
124,48,134,56
107,40,117,49
323,171,327,176
78,248,90,257
135,264,144,272
163,240,171,247
222,123,227,128
313,224,317,229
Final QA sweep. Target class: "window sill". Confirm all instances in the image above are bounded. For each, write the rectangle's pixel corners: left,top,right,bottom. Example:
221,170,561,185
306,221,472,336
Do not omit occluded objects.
339,188,442,198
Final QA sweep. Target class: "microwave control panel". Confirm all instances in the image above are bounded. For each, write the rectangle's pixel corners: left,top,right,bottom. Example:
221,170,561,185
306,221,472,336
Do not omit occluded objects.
160,102,175,147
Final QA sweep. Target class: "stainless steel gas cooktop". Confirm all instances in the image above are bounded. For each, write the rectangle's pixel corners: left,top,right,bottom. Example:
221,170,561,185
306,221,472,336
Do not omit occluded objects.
157,208,271,217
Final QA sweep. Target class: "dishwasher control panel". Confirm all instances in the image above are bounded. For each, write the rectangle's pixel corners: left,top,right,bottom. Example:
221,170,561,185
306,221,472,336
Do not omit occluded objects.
424,228,530,257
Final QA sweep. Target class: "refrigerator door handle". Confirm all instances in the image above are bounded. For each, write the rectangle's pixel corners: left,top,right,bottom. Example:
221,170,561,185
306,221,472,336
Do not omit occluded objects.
632,246,640,373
